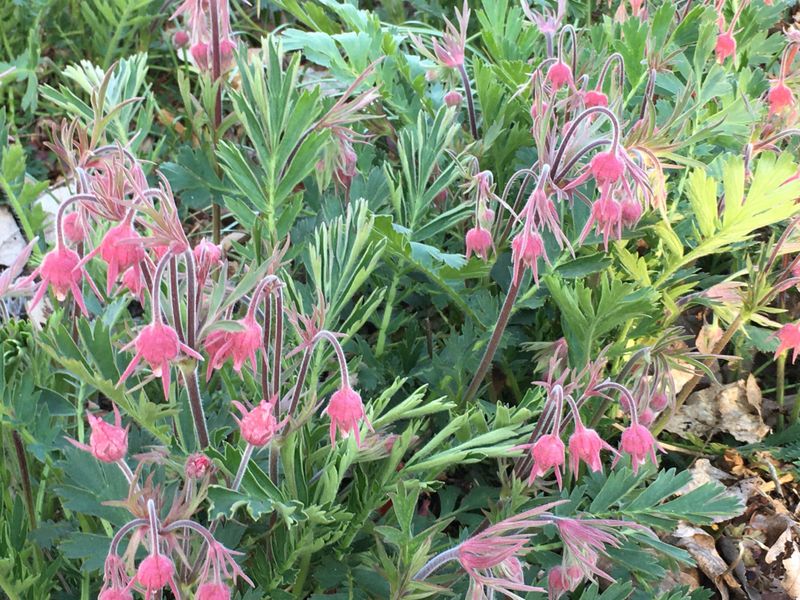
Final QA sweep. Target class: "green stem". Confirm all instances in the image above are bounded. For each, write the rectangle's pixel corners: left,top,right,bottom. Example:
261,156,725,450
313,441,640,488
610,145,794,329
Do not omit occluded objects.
375,273,401,357
777,351,787,430
293,552,312,598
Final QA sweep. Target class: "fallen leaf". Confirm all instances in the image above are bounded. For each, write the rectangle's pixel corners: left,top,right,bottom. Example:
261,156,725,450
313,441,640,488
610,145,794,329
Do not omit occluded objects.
783,544,800,598
665,378,770,443
697,322,725,355
765,527,793,564
674,524,740,599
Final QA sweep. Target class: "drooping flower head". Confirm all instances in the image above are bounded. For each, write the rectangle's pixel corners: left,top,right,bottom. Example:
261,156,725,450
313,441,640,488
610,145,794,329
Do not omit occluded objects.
98,554,133,600
203,315,263,379
27,245,98,316
529,433,566,488
62,210,88,244
97,222,147,296
511,227,548,285
568,420,616,477
444,90,463,107
619,423,659,473
715,31,736,63
185,453,213,479
196,582,231,600
581,189,623,251
68,404,129,463
118,320,203,400
589,150,624,186
232,398,284,447
547,61,573,89
584,89,608,108
136,553,174,595
465,225,493,261
326,385,371,447
768,80,795,115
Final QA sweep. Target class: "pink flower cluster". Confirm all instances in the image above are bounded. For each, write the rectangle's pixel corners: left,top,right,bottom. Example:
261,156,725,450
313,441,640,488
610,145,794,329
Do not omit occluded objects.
171,0,236,72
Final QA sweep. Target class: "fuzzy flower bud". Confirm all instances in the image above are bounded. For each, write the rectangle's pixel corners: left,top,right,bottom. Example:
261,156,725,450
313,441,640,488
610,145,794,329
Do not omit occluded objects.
528,433,566,488
204,315,263,379
619,423,659,473
444,90,463,106
511,228,547,285
68,404,129,463
775,321,800,363
232,398,282,447
465,225,493,261
715,32,736,63
173,30,189,48
589,150,624,185
29,245,94,316
62,211,88,244
196,582,231,600
185,453,212,479
98,223,145,296
568,421,615,476
768,81,794,115
547,61,573,89
584,89,608,108
326,385,370,447
136,554,174,591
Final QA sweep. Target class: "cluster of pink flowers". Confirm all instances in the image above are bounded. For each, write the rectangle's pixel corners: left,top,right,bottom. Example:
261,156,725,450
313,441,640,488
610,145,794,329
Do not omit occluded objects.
518,343,661,492
414,499,652,599
171,0,236,72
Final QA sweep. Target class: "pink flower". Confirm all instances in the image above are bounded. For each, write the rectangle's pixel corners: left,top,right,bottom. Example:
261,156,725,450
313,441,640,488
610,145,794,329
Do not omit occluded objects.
194,238,223,269
580,191,623,251
326,385,371,447
68,404,129,463
775,322,800,363
28,245,96,316
62,211,88,244
568,421,615,476
554,518,623,582
465,225,493,260
185,453,212,479
98,223,146,296
136,554,174,593
528,433,566,488
203,315,263,379
620,196,642,228
584,89,608,108
455,502,564,598
547,61,573,89
173,29,190,48
119,321,203,400
715,32,736,63
99,589,133,600
650,391,669,412
511,228,547,285
191,42,210,70
121,267,144,303
232,398,283,447
768,81,794,115
196,582,231,600
444,90,463,106
547,566,581,599
619,423,659,473
589,150,624,185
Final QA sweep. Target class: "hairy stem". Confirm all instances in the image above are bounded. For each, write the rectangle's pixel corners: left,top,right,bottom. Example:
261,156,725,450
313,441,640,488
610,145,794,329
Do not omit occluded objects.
413,546,462,581
462,279,521,405
185,369,210,448
458,64,479,138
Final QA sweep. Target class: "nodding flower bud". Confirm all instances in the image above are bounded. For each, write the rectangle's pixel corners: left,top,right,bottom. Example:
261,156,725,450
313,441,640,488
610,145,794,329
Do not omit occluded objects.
444,90,463,106
118,321,203,400
511,228,547,285
547,61,573,89
650,391,669,412
589,150,624,186
715,32,736,63
620,196,643,228
68,404,129,463
232,398,282,447
204,316,263,379
584,192,623,251
196,582,231,600
136,554,174,592
768,81,794,115
638,408,655,427
568,421,615,476
99,223,145,296
584,89,608,108
326,385,371,447
29,246,93,315
219,38,237,69
528,433,566,489
619,423,659,473
465,225,493,261
121,267,144,303
775,321,800,363
185,453,212,479
173,29,190,48
62,211,88,244
194,239,223,269
547,566,581,600
190,42,210,70
99,589,133,600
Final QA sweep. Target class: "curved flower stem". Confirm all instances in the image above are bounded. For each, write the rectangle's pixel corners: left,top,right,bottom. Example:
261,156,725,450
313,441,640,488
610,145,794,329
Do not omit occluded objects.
116,459,136,486
260,294,272,403
413,545,462,581
462,279,521,405
550,106,621,176
109,518,148,556
313,330,350,388
209,0,223,243
146,498,160,555
458,64,479,138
